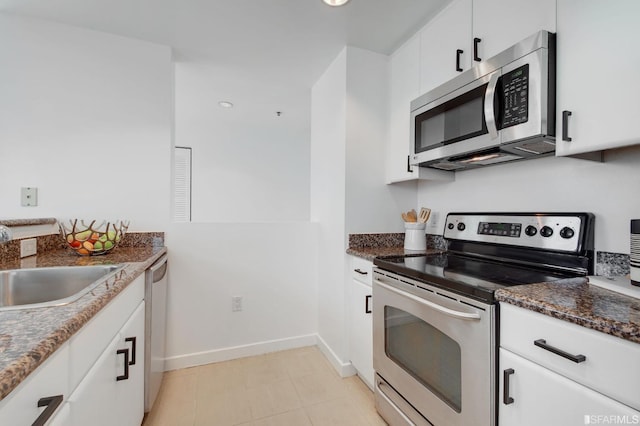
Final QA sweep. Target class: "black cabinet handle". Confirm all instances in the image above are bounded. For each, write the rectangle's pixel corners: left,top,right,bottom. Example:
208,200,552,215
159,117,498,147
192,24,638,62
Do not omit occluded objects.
32,395,63,426
354,269,368,275
456,49,464,72
473,38,482,62
534,339,586,363
503,369,515,405
365,295,372,314
562,110,572,141
116,348,130,381
125,336,137,365
407,155,413,173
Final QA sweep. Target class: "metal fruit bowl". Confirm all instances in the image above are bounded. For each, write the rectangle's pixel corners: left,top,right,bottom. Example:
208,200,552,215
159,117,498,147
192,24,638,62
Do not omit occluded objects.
59,219,129,256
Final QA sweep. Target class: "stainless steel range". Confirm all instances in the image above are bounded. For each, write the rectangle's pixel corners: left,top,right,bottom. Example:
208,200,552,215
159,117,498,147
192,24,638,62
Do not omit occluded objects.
372,212,595,426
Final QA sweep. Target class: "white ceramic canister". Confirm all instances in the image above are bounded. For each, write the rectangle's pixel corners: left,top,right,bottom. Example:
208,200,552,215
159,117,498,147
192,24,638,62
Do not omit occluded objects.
404,222,426,251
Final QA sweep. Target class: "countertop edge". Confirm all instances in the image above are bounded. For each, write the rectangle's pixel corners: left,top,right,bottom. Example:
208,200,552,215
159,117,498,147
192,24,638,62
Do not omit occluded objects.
495,279,640,345
0,247,167,401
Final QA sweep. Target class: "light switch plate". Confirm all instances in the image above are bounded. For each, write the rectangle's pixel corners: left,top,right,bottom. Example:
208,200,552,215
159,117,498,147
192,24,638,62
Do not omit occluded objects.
21,187,38,207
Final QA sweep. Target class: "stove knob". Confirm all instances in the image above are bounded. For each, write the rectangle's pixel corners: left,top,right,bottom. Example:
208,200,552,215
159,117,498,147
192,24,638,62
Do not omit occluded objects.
525,225,537,236
540,226,554,237
447,223,455,230
457,223,466,231
560,227,575,239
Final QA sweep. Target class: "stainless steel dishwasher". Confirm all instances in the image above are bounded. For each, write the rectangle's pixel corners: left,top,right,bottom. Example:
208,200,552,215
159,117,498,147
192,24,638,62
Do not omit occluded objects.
144,254,168,413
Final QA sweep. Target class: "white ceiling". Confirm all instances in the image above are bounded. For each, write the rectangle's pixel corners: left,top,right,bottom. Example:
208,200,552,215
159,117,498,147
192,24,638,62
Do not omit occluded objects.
0,0,450,88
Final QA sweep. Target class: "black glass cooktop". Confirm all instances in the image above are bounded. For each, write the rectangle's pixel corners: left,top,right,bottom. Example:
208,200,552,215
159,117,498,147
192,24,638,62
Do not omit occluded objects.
374,253,578,303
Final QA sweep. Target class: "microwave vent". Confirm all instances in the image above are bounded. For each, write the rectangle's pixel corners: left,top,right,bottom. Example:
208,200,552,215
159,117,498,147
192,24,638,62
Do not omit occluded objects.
513,140,556,155
429,162,465,171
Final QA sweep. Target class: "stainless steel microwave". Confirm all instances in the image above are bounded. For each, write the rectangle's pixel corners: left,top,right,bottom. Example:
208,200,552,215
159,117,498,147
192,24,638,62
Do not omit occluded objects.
410,31,555,171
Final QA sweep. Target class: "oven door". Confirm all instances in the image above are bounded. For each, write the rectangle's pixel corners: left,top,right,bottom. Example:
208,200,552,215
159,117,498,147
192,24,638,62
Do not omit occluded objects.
373,270,495,426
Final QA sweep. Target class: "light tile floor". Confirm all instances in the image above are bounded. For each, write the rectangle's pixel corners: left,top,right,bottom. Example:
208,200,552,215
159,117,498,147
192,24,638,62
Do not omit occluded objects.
143,346,387,426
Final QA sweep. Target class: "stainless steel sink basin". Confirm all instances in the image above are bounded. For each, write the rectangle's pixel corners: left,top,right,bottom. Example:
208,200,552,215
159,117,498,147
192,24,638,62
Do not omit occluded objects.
0,264,123,310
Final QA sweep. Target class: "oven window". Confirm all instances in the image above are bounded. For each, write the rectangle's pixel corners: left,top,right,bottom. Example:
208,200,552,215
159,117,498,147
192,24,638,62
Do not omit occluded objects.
384,306,462,412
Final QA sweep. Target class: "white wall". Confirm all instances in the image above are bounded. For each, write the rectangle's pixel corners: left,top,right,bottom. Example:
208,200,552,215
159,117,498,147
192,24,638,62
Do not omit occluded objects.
311,47,417,372
174,63,310,222
345,48,417,234
310,49,349,369
167,59,317,366
0,14,172,231
418,147,640,254
164,222,318,369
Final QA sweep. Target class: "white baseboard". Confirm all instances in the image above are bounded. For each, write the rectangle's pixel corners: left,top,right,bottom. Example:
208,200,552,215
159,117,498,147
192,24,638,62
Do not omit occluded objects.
316,334,357,378
164,334,318,371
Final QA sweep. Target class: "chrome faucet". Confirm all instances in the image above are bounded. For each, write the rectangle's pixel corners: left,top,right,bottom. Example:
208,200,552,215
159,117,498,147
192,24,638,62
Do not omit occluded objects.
0,225,12,243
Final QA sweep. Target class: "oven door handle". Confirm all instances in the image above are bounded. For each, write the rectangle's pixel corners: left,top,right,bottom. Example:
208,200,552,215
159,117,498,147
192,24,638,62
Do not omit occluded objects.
375,279,481,321
484,71,500,140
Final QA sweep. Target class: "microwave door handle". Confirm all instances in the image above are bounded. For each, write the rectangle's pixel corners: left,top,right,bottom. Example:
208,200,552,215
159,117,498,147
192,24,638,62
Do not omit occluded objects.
484,72,500,140
374,279,481,321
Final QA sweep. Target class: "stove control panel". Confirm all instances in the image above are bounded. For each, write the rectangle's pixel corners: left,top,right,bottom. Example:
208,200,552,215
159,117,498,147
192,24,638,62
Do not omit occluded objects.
444,213,589,252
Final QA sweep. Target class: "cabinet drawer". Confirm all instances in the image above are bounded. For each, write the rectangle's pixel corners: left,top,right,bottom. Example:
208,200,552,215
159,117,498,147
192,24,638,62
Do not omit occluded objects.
69,275,144,392
0,343,69,426
500,303,640,410
351,257,373,286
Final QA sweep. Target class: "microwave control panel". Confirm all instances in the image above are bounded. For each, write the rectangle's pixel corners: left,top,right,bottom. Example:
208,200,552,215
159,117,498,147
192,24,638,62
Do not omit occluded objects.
500,64,529,129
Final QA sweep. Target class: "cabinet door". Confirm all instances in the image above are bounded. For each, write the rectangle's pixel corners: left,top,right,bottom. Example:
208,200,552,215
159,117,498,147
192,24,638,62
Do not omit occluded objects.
387,35,421,183
472,0,556,62
499,348,640,426
419,0,472,94
556,0,640,156
349,279,373,389
68,334,121,426
116,302,145,426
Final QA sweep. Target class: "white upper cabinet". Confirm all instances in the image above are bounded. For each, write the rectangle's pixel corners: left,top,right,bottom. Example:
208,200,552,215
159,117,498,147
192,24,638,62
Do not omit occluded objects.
387,36,456,183
387,35,420,183
472,0,556,61
555,0,640,156
386,0,556,182
419,0,472,94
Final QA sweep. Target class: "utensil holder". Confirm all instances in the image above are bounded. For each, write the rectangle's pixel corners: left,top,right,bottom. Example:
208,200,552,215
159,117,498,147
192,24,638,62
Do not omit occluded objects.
404,222,426,251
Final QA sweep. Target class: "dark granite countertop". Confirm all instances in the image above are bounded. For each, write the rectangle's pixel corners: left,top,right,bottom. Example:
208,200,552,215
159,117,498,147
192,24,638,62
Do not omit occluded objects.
0,238,166,401
496,279,640,345
0,218,57,227
346,246,433,261
346,232,447,261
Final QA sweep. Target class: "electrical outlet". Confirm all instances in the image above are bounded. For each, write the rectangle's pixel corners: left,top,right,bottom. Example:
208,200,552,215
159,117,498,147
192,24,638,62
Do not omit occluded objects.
20,238,37,258
21,187,38,207
232,296,243,312
428,211,440,229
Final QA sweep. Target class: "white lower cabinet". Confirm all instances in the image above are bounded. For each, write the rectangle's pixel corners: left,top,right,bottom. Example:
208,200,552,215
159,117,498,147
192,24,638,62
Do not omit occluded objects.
0,274,145,426
0,343,69,425
499,348,639,426
349,257,374,389
69,302,145,426
499,303,640,425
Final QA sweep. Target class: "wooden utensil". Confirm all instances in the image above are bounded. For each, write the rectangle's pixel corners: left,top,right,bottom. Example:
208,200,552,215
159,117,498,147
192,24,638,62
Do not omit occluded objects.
407,209,418,222
418,208,431,223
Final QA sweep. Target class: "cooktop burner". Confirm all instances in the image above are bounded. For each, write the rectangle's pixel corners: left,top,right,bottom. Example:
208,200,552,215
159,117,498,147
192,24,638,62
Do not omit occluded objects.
374,253,577,303
374,212,595,303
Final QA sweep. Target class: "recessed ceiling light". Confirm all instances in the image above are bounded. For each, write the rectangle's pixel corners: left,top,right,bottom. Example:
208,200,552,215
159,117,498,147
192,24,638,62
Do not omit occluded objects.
323,0,350,6
218,101,234,108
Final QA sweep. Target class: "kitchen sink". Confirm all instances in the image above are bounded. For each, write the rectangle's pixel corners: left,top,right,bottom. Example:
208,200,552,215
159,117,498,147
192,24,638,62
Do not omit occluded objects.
0,264,124,310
